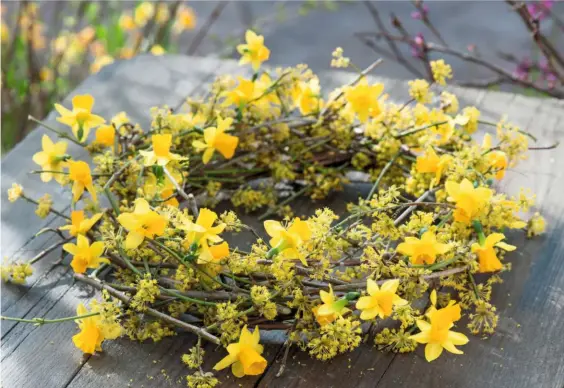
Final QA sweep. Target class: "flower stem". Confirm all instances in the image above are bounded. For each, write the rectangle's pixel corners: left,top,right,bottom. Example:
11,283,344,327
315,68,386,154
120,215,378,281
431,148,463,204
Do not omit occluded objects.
1,311,99,325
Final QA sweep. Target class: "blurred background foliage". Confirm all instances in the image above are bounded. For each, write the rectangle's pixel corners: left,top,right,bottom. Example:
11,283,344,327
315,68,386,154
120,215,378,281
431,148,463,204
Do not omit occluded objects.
1,0,563,153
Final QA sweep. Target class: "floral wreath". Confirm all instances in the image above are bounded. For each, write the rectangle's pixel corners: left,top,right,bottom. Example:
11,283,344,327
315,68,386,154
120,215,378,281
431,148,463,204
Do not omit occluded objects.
2,30,552,387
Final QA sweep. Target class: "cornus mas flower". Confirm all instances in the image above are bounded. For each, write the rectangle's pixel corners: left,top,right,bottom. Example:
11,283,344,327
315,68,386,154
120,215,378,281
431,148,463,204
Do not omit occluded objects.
68,160,97,203
416,148,452,188
313,285,349,326
94,125,115,147
410,302,468,362
396,231,451,265
60,210,103,237
237,30,270,71
356,279,408,320
192,117,239,165
482,134,508,180
182,208,226,250
55,94,105,142
117,198,167,250
32,135,68,184
72,302,121,354
63,235,109,274
445,179,493,224
140,134,185,167
430,59,453,86
343,79,384,123
471,233,516,273
214,325,267,378
264,218,312,265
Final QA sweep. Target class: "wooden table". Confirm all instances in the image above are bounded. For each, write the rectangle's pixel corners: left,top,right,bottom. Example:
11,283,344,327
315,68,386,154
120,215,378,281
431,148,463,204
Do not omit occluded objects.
2,55,564,388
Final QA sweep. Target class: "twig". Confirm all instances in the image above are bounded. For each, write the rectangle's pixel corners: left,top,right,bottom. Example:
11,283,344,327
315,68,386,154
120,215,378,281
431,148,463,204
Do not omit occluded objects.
187,1,230,55
74,274,221,345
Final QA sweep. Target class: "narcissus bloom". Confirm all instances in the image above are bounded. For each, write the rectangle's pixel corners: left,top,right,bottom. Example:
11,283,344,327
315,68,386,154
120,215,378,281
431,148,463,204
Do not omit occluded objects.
173,5,197,33
482,134,508,180
356,279,408,320
140,134,185,167
396,231,451,265
313,285,349,326
343,79,384,123
471,233,516,273
182,208,226,250
214,325,267,377
416,148,452,188
55,94,105,142
60,210,103,237
32,135,68,184
410,302,468,362
72,302,121,354
198,241,230,276
237,30,270,71
293,78,322,115
225,77,259,106
94,125,115,147
63,235,109,274
192,117,239,164
117,198,167,249
264,218,312,265
68,160,97,203
143,170,182,208
446,179,493,224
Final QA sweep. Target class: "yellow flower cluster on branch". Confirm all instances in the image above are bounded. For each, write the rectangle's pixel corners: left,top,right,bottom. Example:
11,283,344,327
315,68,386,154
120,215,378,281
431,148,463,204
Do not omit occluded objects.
1,30,553,385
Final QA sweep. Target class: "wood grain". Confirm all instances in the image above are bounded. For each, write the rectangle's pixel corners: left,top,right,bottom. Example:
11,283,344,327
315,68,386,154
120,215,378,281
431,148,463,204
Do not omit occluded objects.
1,55,563,388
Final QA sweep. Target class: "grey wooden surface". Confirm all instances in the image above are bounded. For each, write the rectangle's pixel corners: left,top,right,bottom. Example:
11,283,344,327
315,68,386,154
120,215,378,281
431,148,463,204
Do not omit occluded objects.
1,55,563,388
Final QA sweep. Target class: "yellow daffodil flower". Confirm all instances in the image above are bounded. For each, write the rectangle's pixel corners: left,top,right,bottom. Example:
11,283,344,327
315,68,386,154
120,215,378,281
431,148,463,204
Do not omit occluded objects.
150,45,165,56
119,13,136,31
410,303,468,362
445,179,493,224
134,2,154,27
32,135,68,184
55,94,105,142
396,231,451,265
173,5,197,33
192,117,239,164
482,134,508,180
68,160,97,203
140,134,185,167
117,198,167,250
237,30,270,71
356,279,408,320
415,148,452,188
63,235,109,274
182,208,226,250
293,78,322,115
264,217,312,265
198,241,230,276
60,210,103,237
214,325,267,377
343,79,384,123
471,233,516,273
94,125,115,147
313,285,349,326
143,171,182,208
72,302,121,354
225,77,259,107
